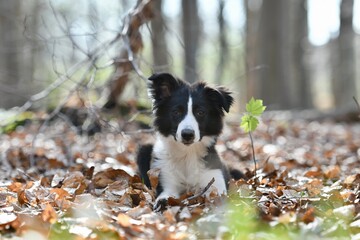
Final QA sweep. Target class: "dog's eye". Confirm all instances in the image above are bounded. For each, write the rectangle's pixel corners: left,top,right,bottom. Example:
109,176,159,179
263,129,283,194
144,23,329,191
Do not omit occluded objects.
196,109,205,117
172,109,182,117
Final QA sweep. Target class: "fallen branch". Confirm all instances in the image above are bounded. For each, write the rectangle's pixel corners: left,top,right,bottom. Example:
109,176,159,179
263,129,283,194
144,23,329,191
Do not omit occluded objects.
104,0,154,109
181,177,215,204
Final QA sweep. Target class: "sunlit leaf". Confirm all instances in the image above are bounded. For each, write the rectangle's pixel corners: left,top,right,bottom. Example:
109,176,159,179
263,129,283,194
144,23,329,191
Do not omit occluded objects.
246,97,267,116
240,114,259,133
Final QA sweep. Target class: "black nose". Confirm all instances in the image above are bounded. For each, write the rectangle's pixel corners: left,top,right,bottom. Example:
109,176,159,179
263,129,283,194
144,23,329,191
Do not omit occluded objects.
181,129,195,142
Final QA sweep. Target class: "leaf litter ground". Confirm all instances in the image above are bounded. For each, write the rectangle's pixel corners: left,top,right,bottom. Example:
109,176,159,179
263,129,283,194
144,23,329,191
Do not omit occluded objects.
1,114,360,239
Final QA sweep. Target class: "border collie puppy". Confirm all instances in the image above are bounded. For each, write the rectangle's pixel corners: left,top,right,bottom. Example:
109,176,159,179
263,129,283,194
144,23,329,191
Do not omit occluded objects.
137,73,238,210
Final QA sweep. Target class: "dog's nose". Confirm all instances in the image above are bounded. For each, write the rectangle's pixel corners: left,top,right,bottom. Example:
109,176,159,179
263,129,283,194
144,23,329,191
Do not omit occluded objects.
181,129,195,142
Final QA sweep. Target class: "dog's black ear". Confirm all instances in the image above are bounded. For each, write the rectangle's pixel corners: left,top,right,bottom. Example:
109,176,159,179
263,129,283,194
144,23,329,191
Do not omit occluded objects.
206,86,234,113
148,73,183,100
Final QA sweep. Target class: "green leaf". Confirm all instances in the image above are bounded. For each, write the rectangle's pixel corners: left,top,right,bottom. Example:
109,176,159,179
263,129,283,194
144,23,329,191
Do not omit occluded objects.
240,114,259,133
246,97,266,116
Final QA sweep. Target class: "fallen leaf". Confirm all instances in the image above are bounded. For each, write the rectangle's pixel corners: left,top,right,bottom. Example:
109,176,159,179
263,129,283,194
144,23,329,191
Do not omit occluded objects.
62,171,87,195
304,179,323,196
301,207,315,224
344,174,360,185
93,169,132,188
0,212,17,226
50,188,71,200
163,209,177,224
8,182,23,193
41,204,57,224
18,190,29,205
147,168,160,190
333,205,355,220
324,165,341,179
117,213,132,227
304,169,323,178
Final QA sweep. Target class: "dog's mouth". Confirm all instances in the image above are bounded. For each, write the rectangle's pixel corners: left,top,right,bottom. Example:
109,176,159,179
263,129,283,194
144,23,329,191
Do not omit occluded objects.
182,140,194,145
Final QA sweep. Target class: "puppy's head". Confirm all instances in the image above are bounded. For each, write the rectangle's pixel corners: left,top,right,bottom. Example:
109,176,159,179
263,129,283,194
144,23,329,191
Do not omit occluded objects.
148,73,233,145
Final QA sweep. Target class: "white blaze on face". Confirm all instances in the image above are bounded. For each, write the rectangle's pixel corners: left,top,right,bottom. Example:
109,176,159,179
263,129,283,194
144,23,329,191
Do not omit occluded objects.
176,96,200,143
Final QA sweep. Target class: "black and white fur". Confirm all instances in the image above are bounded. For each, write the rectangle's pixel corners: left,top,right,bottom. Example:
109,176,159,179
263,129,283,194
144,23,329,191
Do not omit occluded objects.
137,73,240,209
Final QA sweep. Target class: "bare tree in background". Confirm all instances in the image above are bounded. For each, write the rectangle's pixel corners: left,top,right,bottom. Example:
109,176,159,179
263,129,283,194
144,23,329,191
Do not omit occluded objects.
103,0,154,109
292,0,311,109
0,0,24,108
150,0,169,73
245,0,261,100
247,0,311,109
214,0,228,84
182,0,200,83
332,0,356,109
257,0,285,109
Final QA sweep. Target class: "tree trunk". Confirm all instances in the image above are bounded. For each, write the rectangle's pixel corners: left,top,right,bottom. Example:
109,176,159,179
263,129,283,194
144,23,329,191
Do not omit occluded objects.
103,0,154,109
0,0,24,108
245,0,261,100
292,0,312,109
214,0,228,84
257,0,285,109
332,0,356,109
182,0,200,83
150,0,169,73
248,0,310,110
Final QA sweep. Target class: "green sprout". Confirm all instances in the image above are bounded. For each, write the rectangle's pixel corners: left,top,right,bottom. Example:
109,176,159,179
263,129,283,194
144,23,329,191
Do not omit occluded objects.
240,98,266,177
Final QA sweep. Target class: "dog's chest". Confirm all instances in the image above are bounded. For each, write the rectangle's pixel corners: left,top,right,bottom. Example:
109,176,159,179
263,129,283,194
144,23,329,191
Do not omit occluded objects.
152,137,208,190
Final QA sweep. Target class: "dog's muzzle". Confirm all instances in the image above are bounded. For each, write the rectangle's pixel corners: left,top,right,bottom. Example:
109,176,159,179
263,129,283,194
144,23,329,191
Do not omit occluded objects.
181,128,195,145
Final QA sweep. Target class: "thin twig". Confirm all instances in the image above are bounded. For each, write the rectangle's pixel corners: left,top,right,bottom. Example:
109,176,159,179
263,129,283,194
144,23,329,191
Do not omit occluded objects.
181,177,215,204
353,96,360,115
249,131,257,178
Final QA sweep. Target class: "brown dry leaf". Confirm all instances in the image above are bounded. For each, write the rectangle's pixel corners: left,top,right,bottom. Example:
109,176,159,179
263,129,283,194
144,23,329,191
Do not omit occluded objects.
127,205,152,219
24,181,34,189
107,180,129,196
93,169,132,188
41,204,57,224
324,165,341,179
168,197,183,206
117,213,132,227
40,176,51,187
279,159,300,170
116,154,132,165
47,158,65,169
118,192,134,208
147,168,160,190
302,207,315,224
50,188,72,209
304,179,323,196
344,174,360,185
17,190,29,205
268,202,281,217
84,166,95,180
263,161,276,173
163,209,177,224
62,171,87,195
304,169,323,178
8,182,23,193
128,188,145,207
50,188,71,200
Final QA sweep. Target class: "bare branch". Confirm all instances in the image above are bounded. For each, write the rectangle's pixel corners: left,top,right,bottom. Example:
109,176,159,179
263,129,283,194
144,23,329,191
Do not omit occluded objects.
181,177,215,204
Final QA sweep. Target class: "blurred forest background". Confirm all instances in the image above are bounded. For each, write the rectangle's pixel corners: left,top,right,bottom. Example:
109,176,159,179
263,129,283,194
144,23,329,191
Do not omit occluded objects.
0,0,360,115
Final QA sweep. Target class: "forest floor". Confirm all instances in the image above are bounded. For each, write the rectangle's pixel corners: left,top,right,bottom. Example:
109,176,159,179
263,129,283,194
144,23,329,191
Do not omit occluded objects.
1,111,360,239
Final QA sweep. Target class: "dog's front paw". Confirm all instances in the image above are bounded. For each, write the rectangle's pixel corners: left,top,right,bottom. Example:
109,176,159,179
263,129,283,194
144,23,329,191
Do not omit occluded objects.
153,197,168,211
